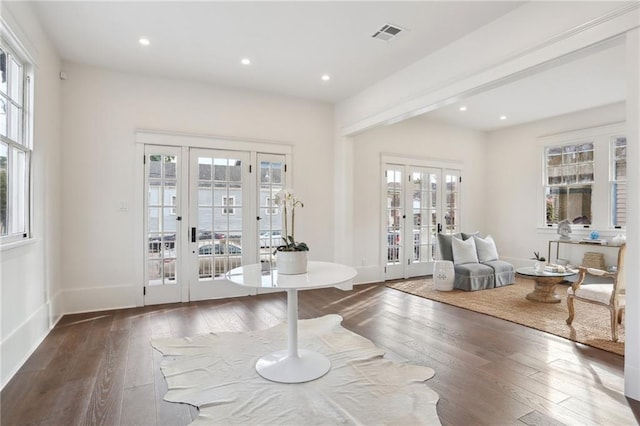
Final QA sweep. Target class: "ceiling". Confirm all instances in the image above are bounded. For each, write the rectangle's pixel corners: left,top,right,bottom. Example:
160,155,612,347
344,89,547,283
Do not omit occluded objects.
425,37,626,131
30,1,625,131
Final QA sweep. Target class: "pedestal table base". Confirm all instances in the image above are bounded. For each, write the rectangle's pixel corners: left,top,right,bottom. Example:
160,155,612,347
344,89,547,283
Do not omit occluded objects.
256,349,330,383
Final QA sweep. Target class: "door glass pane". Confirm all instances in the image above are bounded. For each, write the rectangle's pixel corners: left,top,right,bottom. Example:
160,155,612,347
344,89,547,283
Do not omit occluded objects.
0,142,7,235
386,169,402,265
147,154,179,286
258,157,285,265
198,156,244,279
426,172,438,261
444,173,459,233
411,171,438,263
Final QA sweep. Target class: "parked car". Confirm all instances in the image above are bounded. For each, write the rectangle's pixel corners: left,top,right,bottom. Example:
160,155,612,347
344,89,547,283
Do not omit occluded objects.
162,241,243,279
259,230,282,248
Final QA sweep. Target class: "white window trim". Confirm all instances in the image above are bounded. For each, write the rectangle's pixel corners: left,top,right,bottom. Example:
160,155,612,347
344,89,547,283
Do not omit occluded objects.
610,134,627,229
0,18,34,246
537,122,626,235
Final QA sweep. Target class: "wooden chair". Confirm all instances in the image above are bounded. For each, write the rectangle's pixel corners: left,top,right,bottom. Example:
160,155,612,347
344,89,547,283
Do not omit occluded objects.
566,243,626,342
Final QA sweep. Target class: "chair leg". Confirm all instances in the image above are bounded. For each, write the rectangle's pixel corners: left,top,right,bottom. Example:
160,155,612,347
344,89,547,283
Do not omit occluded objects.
566,296,575,325
618,308,624,324
610,308,618,343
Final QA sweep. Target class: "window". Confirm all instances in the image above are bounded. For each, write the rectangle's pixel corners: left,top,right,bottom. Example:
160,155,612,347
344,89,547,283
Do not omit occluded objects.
544,142,594,225
222,196,235,215
264,197,278,215
611,136,626,228
0,40,31,244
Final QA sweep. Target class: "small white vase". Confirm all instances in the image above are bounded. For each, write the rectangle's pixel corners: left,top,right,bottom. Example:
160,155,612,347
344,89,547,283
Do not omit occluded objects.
276,251,308,275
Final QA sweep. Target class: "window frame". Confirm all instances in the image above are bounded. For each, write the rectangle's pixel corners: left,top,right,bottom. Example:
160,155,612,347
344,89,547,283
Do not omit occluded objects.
610,135,626,229
0,24,33,246
543,140,594,227
538,123,625,234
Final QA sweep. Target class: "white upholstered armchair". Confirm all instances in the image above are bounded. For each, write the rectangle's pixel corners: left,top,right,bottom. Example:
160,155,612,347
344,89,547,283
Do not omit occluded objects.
566,244,626,342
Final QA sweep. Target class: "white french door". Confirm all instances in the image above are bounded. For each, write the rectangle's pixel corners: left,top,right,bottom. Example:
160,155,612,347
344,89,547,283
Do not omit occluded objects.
384,163,461,280
188,149,254,301
144,146,184,305
257,154,287,265
143,145,289,305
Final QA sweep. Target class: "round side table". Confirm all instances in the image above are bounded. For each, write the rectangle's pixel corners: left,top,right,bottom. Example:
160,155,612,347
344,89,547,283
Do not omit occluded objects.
434,260,455,291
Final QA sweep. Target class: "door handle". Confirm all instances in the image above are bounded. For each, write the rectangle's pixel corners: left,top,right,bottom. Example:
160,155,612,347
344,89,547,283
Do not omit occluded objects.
191,227,196,243
437,223,442,233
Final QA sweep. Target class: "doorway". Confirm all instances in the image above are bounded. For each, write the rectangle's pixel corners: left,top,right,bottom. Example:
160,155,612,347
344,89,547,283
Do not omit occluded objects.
143,145,288,305
383,162,461,280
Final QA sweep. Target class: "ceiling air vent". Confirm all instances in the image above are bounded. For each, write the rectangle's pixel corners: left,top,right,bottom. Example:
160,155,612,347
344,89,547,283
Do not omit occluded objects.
372,24,404,41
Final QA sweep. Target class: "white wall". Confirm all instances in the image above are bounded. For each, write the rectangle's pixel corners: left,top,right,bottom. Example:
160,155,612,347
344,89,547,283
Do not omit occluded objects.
0,2,62,387
59,63,334,313
484,102,626,268
351,116,487,283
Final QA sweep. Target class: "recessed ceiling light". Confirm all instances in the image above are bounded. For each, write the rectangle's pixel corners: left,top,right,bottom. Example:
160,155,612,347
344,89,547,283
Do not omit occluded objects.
321,74,331,81
241,58,251,65
500,115,507,120
459,106,467,112
139,38,150,46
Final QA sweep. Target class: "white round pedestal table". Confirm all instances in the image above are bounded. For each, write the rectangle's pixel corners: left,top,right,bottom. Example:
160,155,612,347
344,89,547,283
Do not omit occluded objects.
226,261,357,384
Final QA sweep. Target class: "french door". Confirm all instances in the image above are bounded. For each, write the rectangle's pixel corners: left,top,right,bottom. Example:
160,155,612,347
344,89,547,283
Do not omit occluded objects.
188,149,254,301
143,145,287,305
144,146,184,305
384,163,461,280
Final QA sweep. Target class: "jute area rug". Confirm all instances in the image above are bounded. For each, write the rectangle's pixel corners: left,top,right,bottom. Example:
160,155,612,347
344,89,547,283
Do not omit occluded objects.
387,277,625,356
152,314,441,425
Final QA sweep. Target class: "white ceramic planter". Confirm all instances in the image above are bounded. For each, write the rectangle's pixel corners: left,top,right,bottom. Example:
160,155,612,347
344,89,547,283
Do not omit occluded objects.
277,251,308,275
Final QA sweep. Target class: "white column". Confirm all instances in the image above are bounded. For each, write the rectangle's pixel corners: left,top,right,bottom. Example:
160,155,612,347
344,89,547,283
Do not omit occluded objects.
625,27,640,401
333,133,354,266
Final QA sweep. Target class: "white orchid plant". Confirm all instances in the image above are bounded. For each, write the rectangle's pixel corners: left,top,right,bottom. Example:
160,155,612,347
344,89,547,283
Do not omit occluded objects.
273,189,309,252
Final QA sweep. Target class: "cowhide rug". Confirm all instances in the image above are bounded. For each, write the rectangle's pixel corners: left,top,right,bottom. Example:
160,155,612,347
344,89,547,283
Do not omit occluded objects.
152,314,440,425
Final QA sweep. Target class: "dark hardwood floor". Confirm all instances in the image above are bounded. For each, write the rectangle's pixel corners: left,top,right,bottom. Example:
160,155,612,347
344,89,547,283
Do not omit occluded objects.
2,283,639,425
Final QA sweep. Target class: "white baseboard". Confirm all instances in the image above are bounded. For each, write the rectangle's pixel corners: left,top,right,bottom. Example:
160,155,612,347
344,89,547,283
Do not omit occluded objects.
49,289,64,326
61,284,138,315
354,265,384,285
625,364,640,401
1,302,51,390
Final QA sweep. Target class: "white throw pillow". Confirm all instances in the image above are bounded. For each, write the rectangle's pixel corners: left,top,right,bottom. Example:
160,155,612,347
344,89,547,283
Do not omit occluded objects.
452,237,479,265
474,235,499,262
